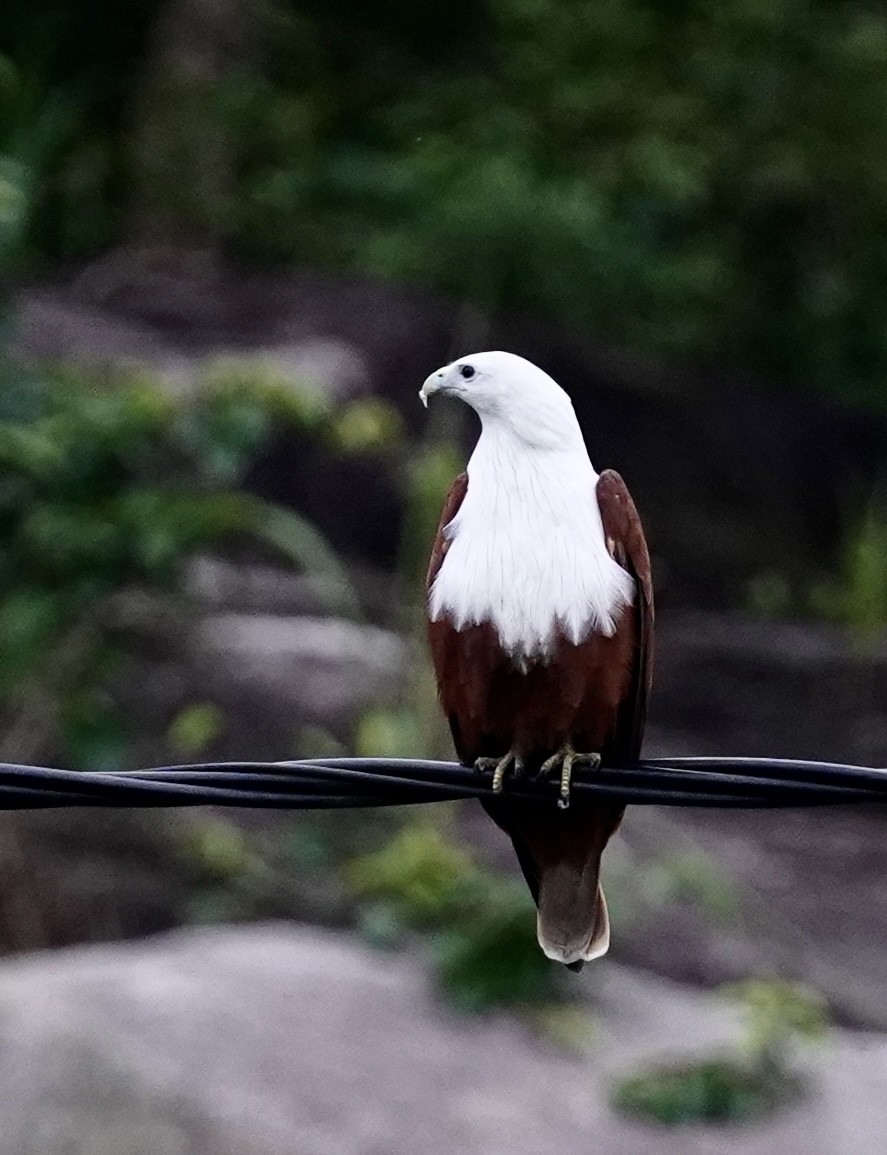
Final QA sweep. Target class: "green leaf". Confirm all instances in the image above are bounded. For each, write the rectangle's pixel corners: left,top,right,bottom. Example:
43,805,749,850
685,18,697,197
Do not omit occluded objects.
168,703,225,757
612,1058,796,1125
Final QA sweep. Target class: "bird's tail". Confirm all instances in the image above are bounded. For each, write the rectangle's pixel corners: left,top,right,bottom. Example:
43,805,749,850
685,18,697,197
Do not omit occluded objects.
505,803,623,968
536,862,610,967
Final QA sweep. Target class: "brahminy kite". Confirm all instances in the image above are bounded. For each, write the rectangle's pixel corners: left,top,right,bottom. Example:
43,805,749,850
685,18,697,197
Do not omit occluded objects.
420,351,653,969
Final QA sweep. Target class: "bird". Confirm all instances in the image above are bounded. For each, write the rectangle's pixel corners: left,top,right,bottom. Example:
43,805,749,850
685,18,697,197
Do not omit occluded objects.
419,350,653,969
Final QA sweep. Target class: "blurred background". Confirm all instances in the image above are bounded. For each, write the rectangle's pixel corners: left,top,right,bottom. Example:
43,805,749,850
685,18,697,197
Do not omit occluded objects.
0,1,886,1152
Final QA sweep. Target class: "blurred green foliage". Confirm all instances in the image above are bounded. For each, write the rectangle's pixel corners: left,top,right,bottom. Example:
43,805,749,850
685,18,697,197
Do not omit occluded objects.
612,977,828,1125
0,358,362,766
726,976,828,1062
4,2,887,403
354,706,426,762
521,1003,599,1053
745,501,887,646
180,802,405,930
348,822,478,928
329,397,406,455
347,819,560,1010
613,1058,788,1125
433,884,560,1013
167,701,225,757
809,503,887,648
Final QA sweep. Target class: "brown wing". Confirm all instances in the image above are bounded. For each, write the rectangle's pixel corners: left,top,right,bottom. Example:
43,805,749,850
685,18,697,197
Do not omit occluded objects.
596,468,654,763
426,472,468,590
425,472,475,762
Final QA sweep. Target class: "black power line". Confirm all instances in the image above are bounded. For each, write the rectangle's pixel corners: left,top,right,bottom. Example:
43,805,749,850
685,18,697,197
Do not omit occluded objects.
0,756,883,810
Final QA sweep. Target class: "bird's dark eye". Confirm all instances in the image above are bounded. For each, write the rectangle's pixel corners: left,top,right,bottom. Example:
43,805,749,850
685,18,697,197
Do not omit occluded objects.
459,364,475,379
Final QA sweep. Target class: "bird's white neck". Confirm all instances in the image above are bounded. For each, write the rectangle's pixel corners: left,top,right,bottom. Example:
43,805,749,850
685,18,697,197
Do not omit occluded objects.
428,425,635,665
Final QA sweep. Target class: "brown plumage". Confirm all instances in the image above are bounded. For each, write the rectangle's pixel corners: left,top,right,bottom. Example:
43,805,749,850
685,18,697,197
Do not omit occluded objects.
426,467,653,967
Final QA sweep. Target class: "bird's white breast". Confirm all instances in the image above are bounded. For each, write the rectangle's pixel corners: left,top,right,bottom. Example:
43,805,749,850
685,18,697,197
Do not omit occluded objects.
428,432,635,665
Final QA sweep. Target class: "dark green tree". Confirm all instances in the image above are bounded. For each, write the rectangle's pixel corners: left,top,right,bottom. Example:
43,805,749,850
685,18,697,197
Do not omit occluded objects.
4,0,887,406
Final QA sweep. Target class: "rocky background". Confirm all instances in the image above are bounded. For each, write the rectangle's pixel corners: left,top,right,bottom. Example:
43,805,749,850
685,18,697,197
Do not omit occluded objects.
0,269,884,1152
3,2,887,1150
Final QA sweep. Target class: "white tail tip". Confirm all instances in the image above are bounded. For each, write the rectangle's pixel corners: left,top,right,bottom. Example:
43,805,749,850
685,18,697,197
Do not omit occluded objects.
537,886,610,966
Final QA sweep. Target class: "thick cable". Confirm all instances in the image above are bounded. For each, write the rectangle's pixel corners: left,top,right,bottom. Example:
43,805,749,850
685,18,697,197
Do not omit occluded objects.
0,756,880,809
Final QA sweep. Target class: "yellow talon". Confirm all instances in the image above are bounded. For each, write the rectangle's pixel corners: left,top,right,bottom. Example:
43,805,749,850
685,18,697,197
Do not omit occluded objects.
539,746,602,810
558,751,575,808
474,751,524,793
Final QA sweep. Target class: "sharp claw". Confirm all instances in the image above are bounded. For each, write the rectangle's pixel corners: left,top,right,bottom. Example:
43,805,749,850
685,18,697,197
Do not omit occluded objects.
475,752,523,793
558,751,574,809
538,751,562,779
492,754,511,793
540,747,602,809
479,748,598,804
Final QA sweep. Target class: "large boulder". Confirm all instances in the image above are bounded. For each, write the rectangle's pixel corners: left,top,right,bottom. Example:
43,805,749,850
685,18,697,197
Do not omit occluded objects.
11,291,370,402
190,613,407,731
651,609,887,765
0,924,884,1155
105,579,410,763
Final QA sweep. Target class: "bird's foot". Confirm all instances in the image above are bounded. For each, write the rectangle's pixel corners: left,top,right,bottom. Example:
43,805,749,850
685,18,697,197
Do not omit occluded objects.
474,751,524,793
538,746,602,810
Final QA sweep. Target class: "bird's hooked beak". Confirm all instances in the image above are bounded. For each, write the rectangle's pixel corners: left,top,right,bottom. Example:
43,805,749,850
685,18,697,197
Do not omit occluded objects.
419,367,447,408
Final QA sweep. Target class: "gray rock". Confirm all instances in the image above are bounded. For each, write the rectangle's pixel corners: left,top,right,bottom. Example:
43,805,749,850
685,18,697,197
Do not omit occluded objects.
11,292,369,401
10,292,185,377
185,557,334,616
191,614,407,725
0,924,882,1155
184,556,398,623
242,337,370,399
651,608,887,764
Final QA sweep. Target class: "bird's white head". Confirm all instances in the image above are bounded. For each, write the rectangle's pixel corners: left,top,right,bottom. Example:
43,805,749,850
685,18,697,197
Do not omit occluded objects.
421,349,627,657
420,350,584,452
